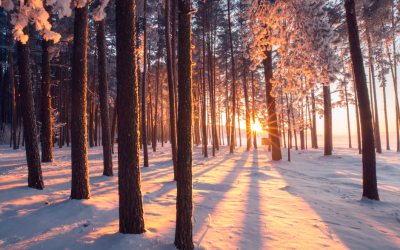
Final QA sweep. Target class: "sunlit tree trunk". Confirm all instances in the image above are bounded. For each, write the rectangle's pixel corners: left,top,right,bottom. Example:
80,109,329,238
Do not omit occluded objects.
345,85,352,148
252,71,257,149
141,0,149,167
165,0,178,176
116,0,146,233
311,88,318,148
97,19,113,176
263,49,282,160
228,0,236,153
366,27,382,154
323,85,332,155
17,23,44,190
202,2,208,157
344,0,379,200
70,4,90,199
41,21,53,162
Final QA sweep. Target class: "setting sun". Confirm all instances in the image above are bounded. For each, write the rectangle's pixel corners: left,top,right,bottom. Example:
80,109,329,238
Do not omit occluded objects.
252,119,262,133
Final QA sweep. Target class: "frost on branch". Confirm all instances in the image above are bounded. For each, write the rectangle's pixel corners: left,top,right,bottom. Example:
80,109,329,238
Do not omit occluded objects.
8,0,72,44
0,0,14,11
92,0,109,21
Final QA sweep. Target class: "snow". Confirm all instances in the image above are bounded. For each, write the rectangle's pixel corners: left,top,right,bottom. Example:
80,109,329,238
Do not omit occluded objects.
0,141,399,249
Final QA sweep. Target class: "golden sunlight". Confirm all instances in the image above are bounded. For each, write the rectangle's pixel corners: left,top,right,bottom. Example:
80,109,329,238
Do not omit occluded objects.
252,119,262,133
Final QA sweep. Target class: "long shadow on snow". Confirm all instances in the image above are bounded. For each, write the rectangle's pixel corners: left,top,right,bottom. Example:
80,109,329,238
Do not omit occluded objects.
194,149,249,247
274,147,400,250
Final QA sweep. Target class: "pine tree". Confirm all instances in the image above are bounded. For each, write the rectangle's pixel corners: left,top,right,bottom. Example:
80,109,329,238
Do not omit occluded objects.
344,0,379,200
17,24,44,190
97,19,113,176
174,0,193,247
116,0,146,233
70,4,90,199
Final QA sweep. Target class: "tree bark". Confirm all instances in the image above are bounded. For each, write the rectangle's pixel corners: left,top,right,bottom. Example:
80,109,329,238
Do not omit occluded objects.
252,71,257,149
17,26,44,190
323,85,332,155
366,27,382,154
228,0,236,153
70,4,90,199
41,29,53,161
311,88,318,148
141,0,149,167
344,0,379,200
165,0,178,177
345,85,352,148
116,0,146,233
97,19,113,176
174,0,193,247
263,49,282,160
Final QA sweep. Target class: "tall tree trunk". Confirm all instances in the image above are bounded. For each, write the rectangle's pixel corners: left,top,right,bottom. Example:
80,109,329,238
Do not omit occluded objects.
366,27,382,154
344,0,379,200
174,0,193,247
286,94,291,162
387,40,400,152
59,55,63,149
345,85,352,148
382,83,389,150
70,4,90,199
165,0,178,176
354,78,361,154
17,26,44,190
311,88,318,148
243,54,251,151
142,0,149,167
300,97,305,150
153,42,160,152
252,71,257,149
263,49,282,160
228,0,236,153
97,19,113,176
116,0,146,233
41,15,52,162
323,85,332,155
225,50,230,147
111,100,117,154
172,0,177,121
10,30,17,150
202,2,208,157
89,67,94,147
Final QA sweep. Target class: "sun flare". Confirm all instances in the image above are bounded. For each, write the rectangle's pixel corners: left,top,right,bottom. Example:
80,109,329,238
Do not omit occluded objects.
251,119,262,133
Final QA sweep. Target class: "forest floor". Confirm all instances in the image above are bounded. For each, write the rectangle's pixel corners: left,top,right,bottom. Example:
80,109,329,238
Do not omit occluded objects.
0,142,399,250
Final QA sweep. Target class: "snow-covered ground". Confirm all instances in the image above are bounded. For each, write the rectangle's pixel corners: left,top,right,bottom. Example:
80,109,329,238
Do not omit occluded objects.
0,142,399,250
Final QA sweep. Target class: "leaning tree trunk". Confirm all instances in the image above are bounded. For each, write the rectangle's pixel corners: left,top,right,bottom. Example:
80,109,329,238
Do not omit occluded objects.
263,49,282,160
17,26,44,190
344,0,379,200
116,0,146,233
70,4,90,199
174,0,193,247
323,85,332,155
165,0,178,178
97,19,113,176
